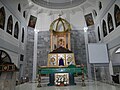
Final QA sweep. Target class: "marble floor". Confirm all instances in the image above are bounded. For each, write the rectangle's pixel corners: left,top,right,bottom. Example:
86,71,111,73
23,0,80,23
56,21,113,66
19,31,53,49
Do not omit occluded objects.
15,81,120,90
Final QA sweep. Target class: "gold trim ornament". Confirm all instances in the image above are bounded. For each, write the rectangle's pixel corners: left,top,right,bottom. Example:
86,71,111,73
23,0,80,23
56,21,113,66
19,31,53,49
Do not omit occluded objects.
50,15,71,32
3,65,8,71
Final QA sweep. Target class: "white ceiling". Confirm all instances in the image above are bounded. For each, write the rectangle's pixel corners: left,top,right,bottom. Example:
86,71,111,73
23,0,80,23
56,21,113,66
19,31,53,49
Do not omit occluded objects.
31,0,86,9
24,0,96,15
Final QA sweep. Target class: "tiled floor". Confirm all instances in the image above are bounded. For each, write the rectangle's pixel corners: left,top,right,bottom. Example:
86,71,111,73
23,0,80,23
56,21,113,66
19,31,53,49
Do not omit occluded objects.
16,81,120,90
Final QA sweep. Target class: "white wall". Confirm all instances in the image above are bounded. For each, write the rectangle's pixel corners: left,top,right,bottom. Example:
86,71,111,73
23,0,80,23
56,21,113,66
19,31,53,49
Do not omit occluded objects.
0,0,28,68
70,11,85,30
35,13,51,31
92,0,120,76
29,9,86,31
94,0,120,43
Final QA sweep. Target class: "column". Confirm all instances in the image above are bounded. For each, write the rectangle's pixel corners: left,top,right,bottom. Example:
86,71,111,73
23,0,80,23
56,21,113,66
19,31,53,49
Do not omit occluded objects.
32,30,38,82
109,60,113,75
64,34,66,48
84,27,92,80
109,60,113,82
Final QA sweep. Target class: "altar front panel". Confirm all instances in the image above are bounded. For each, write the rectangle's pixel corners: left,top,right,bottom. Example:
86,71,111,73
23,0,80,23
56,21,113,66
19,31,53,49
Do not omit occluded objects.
54,73,69,86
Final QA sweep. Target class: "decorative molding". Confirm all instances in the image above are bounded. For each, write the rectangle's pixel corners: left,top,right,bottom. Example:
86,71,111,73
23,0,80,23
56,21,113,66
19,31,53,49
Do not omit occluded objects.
0,38,25,54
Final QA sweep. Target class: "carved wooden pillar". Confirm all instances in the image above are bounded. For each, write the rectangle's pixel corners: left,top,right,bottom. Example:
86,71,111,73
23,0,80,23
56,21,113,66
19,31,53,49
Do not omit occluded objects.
57,35,58,48
37,74,41,87
50,31,53,51
64,34,66,48
81,64,86,86
68,32,71,50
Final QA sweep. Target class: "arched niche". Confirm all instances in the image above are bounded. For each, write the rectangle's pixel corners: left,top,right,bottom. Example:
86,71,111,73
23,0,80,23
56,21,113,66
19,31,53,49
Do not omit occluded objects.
98,26,101,41
6,15,13,35
99,1,102,10
18,3,21,12
21,28,24,43
0,7,5,30
14,22,19,39
107,13,114,33
114,4,120,27
102,20,107,37
111,47,120,74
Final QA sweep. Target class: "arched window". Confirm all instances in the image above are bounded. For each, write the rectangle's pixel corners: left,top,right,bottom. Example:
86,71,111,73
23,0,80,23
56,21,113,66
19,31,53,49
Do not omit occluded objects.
98,26,101,41
99,1,102,10
21,28,24,43
6,15,13,35
0,50,11,64
93,10,97,17
18,3,21,12
14,22,19,39
102,20,107,37
0,7,5,30
23,11,26,18
107,13,114,33
115,47,120,54
114,4,120,27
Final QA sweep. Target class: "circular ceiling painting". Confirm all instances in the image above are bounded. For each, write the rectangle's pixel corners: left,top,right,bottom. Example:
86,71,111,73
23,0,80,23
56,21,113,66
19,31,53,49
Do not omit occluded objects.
31,0,86,9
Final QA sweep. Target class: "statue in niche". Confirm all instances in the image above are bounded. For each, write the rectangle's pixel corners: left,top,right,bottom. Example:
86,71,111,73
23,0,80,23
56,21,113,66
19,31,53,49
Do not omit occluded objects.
58,39,65,47
66,44,68,49
54,44,57,49
59,58,64,66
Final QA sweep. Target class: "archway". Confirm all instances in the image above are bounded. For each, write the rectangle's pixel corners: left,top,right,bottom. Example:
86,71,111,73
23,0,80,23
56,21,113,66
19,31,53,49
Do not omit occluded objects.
0,50,18,90
0,50,12,76
111,47,120,74
0,50,12,64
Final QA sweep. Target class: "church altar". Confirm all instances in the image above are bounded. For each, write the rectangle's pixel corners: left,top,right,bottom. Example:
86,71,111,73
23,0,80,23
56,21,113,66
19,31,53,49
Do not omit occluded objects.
37,16,86,86
38,65,86,86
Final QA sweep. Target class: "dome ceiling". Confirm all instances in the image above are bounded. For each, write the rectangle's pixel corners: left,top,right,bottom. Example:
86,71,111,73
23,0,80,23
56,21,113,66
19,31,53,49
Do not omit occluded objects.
31,0,87,9
25,0,95,15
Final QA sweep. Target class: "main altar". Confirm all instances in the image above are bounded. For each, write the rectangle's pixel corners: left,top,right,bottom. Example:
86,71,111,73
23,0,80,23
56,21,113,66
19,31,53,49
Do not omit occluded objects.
37,16,86,86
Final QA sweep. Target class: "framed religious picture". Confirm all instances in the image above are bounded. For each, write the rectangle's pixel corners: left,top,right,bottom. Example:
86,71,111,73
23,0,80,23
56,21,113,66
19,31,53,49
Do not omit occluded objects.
114,5,120,27
66,54,75,66
48,54,57,66
50,57,56,66
103,20,107,37
84,13,94,26
14,22,19,39
28,15,37,28
108,13,114,33
0,7,5,30
7,15,13,35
